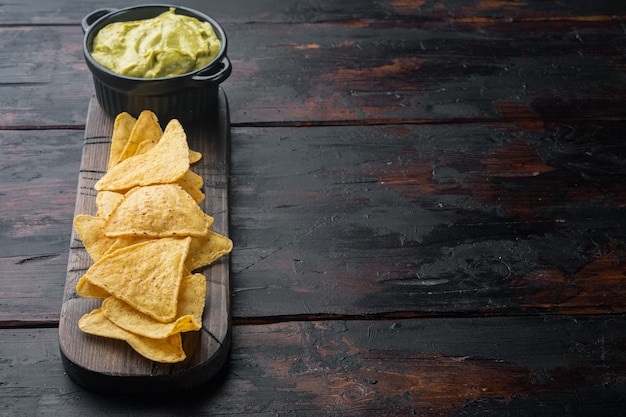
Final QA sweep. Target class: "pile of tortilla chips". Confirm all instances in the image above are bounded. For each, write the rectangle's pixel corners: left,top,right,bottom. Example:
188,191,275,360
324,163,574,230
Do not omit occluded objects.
73,110,233,363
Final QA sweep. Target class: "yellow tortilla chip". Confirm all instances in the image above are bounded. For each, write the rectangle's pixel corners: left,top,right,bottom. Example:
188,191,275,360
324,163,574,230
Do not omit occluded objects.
177,176,205,204
116,110,163,164
73,214,117,262
135,142,201,162
104,184,211,238
102,273,206,339
186,229,233,271
189,149,202,163
95,191,124,220
108,112,136,170
81,237,191,322
73,112,234,363
134,139,156,155
94,119,190,191
103,235,152,256
183,170,203,189
78,308,186,363
76,275,110,298
177,170,205,203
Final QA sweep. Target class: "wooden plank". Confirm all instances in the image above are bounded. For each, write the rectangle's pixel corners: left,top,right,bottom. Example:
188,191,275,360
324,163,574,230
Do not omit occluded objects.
2,316,626,416
0,129,83,326
1,18,626,127
0,254,69,326
3,121,626,322
58,92,231,394
228,121,626,318
2,0,626,25
0,129,83,257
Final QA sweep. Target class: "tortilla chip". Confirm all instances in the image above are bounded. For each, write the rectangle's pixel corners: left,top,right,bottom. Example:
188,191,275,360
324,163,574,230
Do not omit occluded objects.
116,110,163,164
74,112,234,362
134,139,156,155
183,170,204,189
104,235,152,256
134,141,201,161
94,119,190,191
177,176,205,204
81,237,191,322
102,273,206,339
78,308,186,363
177,170,205,203
73,214,117,262
189,149,202,164
108,112,136,170
95,191,124,220
76,275,110,298
104,184,211,238
186,229,233,271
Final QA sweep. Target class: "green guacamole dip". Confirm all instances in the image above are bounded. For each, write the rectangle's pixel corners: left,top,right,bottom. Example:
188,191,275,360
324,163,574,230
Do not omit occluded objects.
91,8,221,78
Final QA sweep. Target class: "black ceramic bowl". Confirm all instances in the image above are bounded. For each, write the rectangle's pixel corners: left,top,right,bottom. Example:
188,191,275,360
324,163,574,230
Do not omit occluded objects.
82,4,231,122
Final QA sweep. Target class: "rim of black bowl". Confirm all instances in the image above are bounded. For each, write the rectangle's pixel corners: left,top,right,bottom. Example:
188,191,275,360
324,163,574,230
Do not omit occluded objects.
83,4,229,82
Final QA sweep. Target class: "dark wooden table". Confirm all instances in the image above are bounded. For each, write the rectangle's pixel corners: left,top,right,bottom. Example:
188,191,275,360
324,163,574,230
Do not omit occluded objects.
2,0,626,415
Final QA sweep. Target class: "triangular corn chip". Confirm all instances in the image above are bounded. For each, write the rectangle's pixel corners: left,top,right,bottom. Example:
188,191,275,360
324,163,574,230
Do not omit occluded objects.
177,176,205,204
116,110,163,164
104,184,211,238
94,119,190,191
183,170,203,189
108,112,136,170
73,214,117,262
186,229,233,271
76,275,110,298
104,236,152,256
189,149,202,164
95,191,124,220
78,308,186,363
81,237,191,322
102,273,206,339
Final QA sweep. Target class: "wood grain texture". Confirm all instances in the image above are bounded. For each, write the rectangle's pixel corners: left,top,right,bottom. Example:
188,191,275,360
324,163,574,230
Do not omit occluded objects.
0,129,83,325
229,121,626,318
2,0,626,24
3,121,625,322
0,130,83,257
1,5,626,127
58,93,231,394
3,316,626,416
1,0,626,414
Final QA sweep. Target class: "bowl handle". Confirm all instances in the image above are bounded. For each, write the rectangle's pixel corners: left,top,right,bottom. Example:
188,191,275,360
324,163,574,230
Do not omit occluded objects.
191,56,232,84
81,8,117,33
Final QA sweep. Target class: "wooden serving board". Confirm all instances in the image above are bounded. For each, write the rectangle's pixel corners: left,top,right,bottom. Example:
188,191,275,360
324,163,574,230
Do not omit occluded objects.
59,89,231,395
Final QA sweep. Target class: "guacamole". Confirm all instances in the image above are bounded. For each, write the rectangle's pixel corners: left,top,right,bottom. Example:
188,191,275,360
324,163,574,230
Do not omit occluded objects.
91,8,221,78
